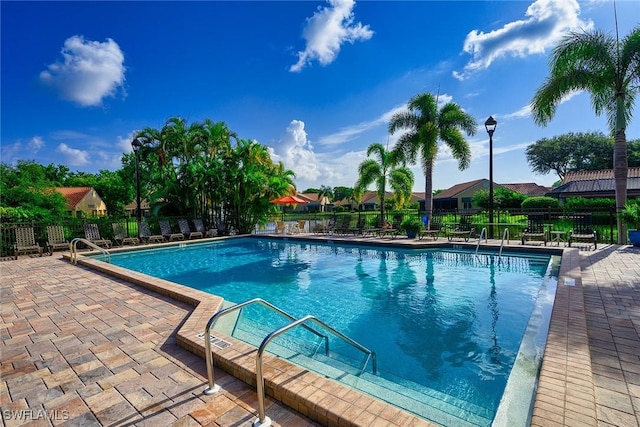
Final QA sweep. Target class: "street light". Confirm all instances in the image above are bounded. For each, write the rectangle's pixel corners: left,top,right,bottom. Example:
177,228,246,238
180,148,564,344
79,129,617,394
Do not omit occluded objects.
485,116,497,239
131,137,143,239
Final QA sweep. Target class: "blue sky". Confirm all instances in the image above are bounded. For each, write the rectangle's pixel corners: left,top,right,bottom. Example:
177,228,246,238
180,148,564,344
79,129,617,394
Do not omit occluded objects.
2,0,639,193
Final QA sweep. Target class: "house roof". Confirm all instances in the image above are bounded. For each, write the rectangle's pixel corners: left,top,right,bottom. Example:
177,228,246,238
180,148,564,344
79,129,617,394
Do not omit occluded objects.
54,187,94,208
562,167,640,184
547,177,640,195
433,179,486,199
500,183,551,196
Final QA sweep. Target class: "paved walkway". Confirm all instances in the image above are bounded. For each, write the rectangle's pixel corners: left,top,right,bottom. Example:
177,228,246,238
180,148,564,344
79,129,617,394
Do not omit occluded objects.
1,241,639,426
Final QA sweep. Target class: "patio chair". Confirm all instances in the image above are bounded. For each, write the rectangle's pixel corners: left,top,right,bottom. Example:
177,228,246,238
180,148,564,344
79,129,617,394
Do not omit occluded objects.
447,215,475,242
275,220,286,234
313,217,336,234
46,225,70,254
569,214,597,250
521,214,547,246
139,221,165,244
335,215,353,235
159,220,184,241
193,219,217,237
293,219,306,234
178,219,203,239
419,220,442,241
14,227,43,259
379,218,402,239
112,223,139,246
83,223,112,248
348,217,367,236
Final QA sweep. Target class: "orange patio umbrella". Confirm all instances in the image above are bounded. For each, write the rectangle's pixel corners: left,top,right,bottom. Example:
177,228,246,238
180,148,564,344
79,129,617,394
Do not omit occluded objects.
270,195,308,221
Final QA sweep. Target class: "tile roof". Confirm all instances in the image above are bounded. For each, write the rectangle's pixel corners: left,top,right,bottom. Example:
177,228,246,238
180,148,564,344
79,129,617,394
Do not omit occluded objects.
54,187,94,208
434,179,485,199
500,183,551,196
547,177,640,194
562,167,640,183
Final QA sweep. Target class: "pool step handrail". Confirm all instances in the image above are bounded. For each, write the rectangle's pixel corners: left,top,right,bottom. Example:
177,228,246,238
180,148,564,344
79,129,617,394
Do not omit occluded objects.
69,238,110,264
254,314,377,427
203,298,329,395
499,228,510,257
475,227,488,255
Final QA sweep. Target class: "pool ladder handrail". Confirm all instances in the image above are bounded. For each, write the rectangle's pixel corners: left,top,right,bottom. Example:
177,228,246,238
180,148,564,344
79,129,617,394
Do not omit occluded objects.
203,298,377,426
499,228,510,257
69,238,110,264
475,227,488,255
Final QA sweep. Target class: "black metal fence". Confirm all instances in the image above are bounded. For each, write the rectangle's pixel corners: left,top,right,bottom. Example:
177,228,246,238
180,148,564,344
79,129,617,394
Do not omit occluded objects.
1,207,621,258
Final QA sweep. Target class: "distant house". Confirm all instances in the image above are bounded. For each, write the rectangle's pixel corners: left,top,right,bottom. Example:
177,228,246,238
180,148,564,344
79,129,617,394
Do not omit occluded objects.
299,192,330,212
55,187,107,217
124,199,151,218
500,183,551,197
429,180,550,211
546,167,640,201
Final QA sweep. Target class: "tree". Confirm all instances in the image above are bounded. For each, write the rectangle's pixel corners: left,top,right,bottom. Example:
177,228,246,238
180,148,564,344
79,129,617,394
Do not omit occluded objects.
531,26,640,244
332,186,353,203
472,188,526,210
526,132,614,180
354,143,414,220
388,92,477,222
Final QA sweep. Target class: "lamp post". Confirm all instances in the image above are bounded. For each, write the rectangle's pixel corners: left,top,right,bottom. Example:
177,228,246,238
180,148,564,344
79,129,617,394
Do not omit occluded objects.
485,116,497,239
131,137,143,239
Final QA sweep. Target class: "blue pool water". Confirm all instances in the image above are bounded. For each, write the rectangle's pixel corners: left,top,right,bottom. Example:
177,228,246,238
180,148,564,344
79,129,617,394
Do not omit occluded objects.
106,237,558,426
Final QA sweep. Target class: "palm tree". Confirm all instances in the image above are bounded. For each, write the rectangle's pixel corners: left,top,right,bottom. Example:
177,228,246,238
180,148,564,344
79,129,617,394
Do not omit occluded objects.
388,92,477,224
531,26,640,244
354,143,414,220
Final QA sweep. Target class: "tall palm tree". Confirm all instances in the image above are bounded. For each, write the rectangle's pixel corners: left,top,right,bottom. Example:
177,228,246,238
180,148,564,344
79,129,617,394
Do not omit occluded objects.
354,143,414,220
531,26,640,244
388,92,477,223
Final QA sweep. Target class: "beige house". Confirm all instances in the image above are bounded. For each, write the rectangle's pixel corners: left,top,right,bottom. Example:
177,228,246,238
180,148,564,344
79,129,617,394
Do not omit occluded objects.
55,187,108,217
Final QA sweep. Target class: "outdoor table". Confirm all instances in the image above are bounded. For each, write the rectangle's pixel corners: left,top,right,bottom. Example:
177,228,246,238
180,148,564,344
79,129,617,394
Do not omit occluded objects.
550,230,566,246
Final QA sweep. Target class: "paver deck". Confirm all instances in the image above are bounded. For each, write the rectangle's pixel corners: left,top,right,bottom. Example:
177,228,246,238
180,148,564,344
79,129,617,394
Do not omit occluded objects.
1,236,638,426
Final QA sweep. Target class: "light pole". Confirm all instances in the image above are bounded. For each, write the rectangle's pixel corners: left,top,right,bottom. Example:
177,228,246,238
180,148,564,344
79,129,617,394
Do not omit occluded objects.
131,137,143,239
485,116,497,239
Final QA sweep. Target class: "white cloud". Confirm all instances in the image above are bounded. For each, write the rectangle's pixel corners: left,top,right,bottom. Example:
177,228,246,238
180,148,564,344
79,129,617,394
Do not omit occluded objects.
317,104,406,146
0,136,45,164
504,89,583,120
40,35,126,106
56,143,90,166
454,0,593,80
290,0,373,72
268,119,367,190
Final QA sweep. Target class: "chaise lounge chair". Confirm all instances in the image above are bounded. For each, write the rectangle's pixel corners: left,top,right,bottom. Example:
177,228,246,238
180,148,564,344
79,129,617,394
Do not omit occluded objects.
447,215,475,242
139,221,165,244
159,220,184,241
84,223,112,248
521,214,547,246
46,225,70,255
14,227,43,259
178,219,203,239
112,223,139,246
193,219,217,237
569,213,597,250
419,220,442,241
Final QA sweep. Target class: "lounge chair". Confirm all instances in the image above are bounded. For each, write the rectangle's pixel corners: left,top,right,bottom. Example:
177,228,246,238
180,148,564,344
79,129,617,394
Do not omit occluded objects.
112,223,139,246
419,220,442,241
569,214,597,250
275,220,286,234
83,223,112,248
447,215,475,242
139,221,165,244
521,214,547,246
46,225,70,254
335,215,353,235
348,217,367,236
314,217,336,234
14,227,43,259
178,219,203,239
159,220,184,241
379,218,402,239
193,219,217,237
293,220,306,234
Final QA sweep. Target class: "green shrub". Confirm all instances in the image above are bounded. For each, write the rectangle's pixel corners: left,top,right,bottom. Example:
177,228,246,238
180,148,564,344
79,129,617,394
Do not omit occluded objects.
521,196,560,210
563,197,615,211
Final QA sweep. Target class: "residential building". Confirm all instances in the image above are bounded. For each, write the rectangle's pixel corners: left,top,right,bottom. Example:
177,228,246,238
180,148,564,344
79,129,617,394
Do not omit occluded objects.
546,167,640,201
54,187,108,217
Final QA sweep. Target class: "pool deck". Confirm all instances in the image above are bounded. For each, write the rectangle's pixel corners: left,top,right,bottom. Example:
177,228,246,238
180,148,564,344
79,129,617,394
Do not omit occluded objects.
1,234,638,426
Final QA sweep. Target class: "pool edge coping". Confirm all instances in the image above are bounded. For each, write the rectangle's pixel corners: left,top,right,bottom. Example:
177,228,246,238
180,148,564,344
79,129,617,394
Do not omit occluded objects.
70,235,597,427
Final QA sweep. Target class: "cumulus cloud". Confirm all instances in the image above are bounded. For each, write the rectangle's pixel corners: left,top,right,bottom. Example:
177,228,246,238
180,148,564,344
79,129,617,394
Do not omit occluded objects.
40,35,126,106
454,0,593,80
290,0,373,72
56,143,90,166
0,136,45,164
504,89,584,120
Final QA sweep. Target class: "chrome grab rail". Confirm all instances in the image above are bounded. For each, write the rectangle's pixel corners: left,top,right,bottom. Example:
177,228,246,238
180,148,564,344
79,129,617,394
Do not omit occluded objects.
69,238,110,264
499,228,510,257
254,314,377,427
475,227,488,254
203,298,329,395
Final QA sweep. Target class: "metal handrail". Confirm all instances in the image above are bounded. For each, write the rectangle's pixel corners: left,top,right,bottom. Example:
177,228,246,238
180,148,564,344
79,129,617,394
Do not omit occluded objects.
499,228,510,257
69,238,110,264
475,227,488,254
254,315,377,426
203,298,329,395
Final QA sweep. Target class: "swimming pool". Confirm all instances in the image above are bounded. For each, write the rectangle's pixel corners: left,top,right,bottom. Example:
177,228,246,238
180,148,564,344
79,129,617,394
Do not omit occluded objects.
105,237,559,426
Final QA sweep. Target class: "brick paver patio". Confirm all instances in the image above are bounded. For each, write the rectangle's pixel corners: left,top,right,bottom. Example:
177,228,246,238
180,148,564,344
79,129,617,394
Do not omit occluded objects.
1,238,638,426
